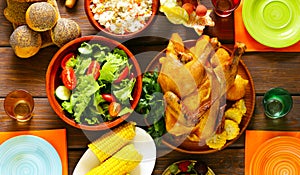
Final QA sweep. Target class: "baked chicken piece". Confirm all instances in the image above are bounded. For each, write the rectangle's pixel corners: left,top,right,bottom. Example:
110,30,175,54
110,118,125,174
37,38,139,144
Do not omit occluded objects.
158,33,246,143
158,33,217,98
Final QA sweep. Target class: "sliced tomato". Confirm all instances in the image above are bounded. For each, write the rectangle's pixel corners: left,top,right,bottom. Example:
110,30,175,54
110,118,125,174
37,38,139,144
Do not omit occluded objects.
86,61,100,80
61,53,75,69
61,68,77,90
114,66,129,83
108,102,121,118
101,94,115,103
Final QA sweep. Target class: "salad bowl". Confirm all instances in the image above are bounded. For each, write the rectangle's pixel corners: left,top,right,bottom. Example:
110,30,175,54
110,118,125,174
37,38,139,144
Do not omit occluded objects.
46,36,142,130
84,0,159,38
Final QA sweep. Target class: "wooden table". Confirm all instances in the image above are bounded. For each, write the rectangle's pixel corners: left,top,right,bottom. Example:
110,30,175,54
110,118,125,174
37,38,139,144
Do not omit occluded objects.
1,1,300,174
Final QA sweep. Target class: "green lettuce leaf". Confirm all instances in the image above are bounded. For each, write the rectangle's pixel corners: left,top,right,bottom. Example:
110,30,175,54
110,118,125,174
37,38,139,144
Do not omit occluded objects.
118,107,133,116
74,57,91,76
85,117,100,125
99,51,128,82
113,78,136,102
70,75,102,123
66,55,77,68
78,42,93,55
61,101,73,114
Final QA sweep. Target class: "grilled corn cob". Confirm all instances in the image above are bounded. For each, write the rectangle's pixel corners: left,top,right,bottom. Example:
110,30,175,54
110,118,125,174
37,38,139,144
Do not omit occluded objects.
86,144,143,175
88,122,136,162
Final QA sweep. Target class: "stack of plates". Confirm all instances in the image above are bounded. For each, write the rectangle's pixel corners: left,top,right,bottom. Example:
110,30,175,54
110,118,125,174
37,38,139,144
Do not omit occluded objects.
242,0,300,48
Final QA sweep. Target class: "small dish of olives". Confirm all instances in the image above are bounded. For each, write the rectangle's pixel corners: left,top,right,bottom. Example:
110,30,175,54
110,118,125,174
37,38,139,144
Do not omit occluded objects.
162,160,215,175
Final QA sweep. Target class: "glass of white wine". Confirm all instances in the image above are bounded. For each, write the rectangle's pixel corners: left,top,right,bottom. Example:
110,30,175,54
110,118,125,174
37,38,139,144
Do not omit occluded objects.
4,89,34,122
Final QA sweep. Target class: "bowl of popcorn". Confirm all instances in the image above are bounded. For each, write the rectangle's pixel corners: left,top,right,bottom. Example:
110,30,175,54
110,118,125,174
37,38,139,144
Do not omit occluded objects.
84,0,159,38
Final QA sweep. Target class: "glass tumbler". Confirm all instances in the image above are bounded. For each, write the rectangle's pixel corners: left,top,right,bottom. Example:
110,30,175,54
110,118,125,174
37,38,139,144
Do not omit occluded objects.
211,0,241,17
4,89,34,122
262,87,293,119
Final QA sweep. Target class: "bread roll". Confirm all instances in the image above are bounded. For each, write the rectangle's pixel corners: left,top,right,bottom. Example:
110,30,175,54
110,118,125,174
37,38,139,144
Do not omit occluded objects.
51,18,81,47
9,25,42,58
25,2,58,32
3,0,31,25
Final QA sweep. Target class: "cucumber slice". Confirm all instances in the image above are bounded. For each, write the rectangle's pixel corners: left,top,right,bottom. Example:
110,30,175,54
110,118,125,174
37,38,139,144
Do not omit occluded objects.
55,85,71,101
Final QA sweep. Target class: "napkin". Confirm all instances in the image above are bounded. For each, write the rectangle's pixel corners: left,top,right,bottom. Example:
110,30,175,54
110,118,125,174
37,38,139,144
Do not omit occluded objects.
234,0,300,52
245,130,300,175
0,129,68,175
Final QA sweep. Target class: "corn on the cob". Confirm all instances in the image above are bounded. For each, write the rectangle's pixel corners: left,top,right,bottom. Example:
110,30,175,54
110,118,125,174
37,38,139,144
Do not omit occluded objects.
88,122,136,162
86,144,143,175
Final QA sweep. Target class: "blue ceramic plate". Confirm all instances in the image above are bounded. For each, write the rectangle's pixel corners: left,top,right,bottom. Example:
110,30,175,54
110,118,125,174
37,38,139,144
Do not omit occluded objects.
0,135,62,175
242,0,300,48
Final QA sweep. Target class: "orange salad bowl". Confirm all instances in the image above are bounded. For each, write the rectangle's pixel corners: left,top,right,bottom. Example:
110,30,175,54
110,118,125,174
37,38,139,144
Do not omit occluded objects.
46,36,142,130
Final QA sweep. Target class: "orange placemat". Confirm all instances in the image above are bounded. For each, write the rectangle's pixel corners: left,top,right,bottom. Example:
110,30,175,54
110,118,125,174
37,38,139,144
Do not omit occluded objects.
234,0,300,52
0,129,68,175
245,130,300,175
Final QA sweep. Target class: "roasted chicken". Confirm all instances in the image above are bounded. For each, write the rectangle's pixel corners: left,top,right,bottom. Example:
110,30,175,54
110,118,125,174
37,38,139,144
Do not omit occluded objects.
158,33,246,144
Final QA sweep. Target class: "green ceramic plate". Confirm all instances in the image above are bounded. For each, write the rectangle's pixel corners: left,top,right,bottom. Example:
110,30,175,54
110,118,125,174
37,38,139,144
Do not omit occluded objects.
242,0,300,48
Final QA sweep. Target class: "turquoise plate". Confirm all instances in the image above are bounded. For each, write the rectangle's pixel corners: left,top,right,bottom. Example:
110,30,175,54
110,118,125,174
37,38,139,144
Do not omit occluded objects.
242,0,300,48
0,135,62,175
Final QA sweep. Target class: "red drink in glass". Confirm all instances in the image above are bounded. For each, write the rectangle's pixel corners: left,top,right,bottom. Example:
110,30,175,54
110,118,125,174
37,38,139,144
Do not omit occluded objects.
211,0,241,17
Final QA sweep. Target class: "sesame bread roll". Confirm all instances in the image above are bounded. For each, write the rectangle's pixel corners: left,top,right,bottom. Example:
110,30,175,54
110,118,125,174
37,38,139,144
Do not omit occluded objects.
9,25,42,58
51,18,81,47
25,2,59,32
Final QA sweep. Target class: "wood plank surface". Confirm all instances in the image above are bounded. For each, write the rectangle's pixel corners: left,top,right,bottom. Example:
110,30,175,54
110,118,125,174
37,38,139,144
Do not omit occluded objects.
1,46,300,97
1,0,300,174
1,96,300,147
